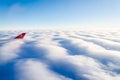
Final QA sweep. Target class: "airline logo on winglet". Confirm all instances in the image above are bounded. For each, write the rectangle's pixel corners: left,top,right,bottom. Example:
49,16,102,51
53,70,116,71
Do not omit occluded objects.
15,33,26,39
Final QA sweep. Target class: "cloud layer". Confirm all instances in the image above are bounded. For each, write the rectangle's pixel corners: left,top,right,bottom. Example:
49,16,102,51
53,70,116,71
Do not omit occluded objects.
0,30,120,80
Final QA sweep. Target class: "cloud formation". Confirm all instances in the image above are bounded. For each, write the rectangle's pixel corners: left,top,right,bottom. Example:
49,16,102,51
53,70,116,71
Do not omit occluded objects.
0,40,24,63
8,3,25,17
0,30,120,80
15,59,71,80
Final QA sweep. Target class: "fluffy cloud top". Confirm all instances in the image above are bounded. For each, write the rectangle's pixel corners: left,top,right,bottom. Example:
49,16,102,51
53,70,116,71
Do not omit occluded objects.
0,30,120,80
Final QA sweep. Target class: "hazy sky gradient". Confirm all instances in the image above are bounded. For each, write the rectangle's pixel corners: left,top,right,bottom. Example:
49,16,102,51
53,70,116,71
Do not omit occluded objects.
0,0,120,29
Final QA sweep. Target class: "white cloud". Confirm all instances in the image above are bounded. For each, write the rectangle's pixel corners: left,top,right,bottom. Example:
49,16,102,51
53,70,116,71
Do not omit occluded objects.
15,59,71,80
0,40,24,63
33,31,120,80
62,55,120,80
1,30,120,80
8,3,25,16
72,34,120,51
36,44,68,60
61,37,120,63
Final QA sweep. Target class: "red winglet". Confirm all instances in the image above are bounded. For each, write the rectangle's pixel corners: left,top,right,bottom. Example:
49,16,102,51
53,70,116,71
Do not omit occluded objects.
15,33,26,39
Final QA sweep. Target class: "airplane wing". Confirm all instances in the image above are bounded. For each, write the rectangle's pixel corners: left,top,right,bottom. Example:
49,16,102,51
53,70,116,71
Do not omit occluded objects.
0,33,26,42
15,33,26,39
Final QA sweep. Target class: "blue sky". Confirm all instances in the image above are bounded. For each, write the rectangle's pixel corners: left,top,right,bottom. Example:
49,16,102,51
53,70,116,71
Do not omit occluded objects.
0,0,120,30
